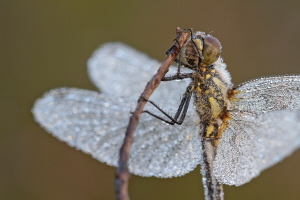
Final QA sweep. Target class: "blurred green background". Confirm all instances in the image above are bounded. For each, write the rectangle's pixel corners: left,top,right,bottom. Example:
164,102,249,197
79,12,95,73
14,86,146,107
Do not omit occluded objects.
2,0,300,199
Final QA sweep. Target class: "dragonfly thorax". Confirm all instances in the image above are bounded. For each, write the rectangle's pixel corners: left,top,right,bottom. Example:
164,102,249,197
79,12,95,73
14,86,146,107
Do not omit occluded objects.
191,64,231,144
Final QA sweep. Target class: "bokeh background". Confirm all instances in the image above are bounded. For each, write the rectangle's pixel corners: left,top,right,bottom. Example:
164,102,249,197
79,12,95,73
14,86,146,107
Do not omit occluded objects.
2,1,300,200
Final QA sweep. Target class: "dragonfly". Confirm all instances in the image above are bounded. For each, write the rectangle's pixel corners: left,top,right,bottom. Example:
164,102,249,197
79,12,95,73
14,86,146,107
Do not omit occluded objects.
33,31,300,200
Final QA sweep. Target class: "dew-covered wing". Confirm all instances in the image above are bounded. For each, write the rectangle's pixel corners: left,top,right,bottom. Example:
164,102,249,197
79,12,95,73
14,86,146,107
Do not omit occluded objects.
231,75,300,114
87,42,192,113
213,110,300,186
33,88,201,178
88,42,159,99
87,42,190,104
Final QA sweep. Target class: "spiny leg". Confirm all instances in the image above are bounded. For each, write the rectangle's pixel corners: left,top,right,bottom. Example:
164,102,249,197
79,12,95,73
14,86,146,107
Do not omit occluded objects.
162,72,194,81
166,28,193,56
168,29,199,73
171,29,204,68
142,28,196,125
141,86,193,125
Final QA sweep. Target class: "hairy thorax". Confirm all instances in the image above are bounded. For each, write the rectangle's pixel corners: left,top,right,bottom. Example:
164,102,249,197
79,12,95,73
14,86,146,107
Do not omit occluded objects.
191,66,231,144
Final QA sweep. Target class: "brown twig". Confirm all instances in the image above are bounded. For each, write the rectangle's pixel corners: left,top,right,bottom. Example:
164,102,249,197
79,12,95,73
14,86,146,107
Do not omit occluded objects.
115,27,191,200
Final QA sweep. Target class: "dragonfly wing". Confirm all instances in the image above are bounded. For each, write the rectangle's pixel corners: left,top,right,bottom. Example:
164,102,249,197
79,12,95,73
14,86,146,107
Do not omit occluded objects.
130,109,201,178
87,42,192,112
213,110,300,186
88,42,159,99
33,88,201,178
33,88,135,164
232,75,300,113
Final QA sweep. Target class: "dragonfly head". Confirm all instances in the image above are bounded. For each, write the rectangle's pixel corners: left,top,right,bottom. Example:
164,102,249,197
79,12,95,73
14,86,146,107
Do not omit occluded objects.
185,32,222,69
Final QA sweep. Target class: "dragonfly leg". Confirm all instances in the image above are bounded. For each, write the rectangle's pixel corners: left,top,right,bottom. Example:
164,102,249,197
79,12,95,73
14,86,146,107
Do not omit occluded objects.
166,41,179,56
176,49,182,74
162,72,194,81
168,29,201,73
166,28,192,56
141,86,193,125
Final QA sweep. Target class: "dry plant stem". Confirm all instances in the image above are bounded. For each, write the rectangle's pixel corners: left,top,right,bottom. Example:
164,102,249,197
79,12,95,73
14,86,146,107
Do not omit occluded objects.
115,28,191,200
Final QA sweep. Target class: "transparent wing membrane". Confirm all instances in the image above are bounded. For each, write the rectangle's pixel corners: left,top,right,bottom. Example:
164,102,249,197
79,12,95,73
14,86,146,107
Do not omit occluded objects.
213,75,300,185
33,88,134,162
232,75,300,114
87,42,192,111
214,110,300,186
33,88,200,177
88,43,160,99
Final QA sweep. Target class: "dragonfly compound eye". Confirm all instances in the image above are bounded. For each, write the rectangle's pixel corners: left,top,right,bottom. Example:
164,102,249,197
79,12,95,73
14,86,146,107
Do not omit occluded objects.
202,36,222,65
